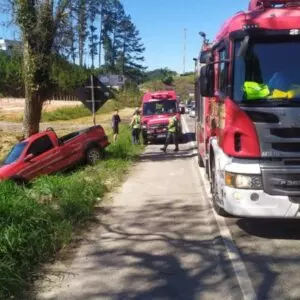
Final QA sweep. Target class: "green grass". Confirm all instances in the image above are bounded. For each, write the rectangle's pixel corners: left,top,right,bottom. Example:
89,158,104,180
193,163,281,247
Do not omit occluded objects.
41,99,124,122
42,105,90,121
0,125,144,299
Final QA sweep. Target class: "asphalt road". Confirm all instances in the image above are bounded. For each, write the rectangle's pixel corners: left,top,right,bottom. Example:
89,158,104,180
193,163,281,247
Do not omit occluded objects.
184,115,300,300
35,115,300,300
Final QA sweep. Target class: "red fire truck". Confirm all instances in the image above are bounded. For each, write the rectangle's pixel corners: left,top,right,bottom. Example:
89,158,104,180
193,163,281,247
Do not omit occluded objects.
195,0,300,218
141,90,185,144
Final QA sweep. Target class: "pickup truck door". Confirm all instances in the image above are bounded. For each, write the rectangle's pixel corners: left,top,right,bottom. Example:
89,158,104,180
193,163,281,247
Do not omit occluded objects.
20,134,62,180
59,138,83,167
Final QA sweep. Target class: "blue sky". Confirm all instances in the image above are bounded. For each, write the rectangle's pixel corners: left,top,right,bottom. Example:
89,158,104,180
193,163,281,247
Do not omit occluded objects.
121,0,250,73
0,1,251,73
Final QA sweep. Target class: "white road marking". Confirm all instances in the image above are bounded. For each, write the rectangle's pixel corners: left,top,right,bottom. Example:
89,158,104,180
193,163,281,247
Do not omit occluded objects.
182,116,257,300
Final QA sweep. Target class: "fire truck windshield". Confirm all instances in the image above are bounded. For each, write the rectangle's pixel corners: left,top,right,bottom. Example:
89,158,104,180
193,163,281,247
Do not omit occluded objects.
233,39,300,104
143,99,177,116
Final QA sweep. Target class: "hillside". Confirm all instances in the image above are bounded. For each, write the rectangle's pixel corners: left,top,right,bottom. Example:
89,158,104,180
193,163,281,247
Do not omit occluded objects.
139,74,194,101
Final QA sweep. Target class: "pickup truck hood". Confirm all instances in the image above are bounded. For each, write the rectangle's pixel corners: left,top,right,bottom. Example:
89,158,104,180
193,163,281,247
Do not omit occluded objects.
0,163,15,179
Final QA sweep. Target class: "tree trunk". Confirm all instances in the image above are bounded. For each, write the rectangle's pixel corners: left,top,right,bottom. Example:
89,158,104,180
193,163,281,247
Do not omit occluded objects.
22,39,44,138
99,4,103,68
79,37,83,66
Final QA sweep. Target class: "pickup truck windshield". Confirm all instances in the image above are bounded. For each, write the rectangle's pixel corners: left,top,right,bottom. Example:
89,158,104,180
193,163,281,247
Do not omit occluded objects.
233,38,300,104
4,142,28,165
143,100,177,116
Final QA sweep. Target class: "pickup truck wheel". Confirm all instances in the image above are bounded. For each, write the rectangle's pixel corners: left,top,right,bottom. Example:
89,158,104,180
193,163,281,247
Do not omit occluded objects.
211,160,228,217
10,176,28,186
86,147,102,165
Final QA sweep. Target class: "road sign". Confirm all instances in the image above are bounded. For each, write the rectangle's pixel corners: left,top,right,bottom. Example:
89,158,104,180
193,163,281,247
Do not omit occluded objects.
75,75,112,125
99,74,126,86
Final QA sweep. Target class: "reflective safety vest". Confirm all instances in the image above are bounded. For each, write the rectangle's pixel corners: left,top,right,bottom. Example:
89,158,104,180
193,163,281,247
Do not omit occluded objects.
133,115,141,129
168,116,178,133
243,81,270,100
268,89,295,99
244,81,298,100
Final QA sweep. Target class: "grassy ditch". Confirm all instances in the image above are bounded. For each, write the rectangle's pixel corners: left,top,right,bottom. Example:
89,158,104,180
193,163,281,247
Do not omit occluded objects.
0,125,143,299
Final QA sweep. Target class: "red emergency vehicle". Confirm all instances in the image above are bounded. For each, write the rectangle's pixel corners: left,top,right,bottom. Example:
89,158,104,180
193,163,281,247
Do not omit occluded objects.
195,0,300,218
141,90,185,144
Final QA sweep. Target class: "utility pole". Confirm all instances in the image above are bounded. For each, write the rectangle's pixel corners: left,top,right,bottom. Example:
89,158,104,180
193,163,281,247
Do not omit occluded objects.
183,28,187,74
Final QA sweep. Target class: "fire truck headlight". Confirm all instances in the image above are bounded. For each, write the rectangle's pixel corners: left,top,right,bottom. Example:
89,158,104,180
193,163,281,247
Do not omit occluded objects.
225,172,263,190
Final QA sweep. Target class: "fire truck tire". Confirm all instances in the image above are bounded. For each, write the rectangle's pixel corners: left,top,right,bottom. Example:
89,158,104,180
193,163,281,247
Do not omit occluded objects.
178,131,184,143
211,159,228,217
142,131,148,145
198,153,204,168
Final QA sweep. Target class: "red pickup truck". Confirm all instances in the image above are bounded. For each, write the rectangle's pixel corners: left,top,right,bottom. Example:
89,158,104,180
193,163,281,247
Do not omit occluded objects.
0,125,109,184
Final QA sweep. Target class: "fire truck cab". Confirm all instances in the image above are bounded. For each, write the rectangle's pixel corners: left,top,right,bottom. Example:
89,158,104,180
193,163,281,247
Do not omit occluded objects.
195,0,300,218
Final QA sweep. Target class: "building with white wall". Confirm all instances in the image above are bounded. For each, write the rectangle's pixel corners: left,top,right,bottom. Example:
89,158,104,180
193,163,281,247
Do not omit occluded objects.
0,38,22,54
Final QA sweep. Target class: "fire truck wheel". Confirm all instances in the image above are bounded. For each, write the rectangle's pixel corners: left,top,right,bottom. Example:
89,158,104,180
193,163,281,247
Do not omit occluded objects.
211,160,228,217
198,153,204,167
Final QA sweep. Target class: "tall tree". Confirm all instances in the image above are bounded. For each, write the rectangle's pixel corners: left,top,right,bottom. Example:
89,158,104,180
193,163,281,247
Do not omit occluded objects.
12,0,71,137
116,14,145,81
101,0,115,71
97,0,107,68
67,3,77,64
87,0,99,69
76,0,88,67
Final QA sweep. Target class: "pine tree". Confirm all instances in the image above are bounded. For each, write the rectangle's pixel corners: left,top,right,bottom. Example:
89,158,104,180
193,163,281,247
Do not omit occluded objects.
116,14,145,81
76,0,88,66
87,0,99,69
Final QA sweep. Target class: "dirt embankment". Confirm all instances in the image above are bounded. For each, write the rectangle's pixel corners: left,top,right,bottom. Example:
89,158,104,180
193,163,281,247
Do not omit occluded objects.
0,98,134,158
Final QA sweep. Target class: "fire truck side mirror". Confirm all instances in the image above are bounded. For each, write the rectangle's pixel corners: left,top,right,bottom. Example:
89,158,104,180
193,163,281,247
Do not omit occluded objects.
200,51,213,64
200,65,214,97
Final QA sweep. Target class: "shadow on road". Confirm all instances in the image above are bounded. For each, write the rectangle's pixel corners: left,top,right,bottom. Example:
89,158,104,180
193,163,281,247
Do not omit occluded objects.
183,132,196,143
228,217,300,299
70,199,300,300
237,218,300,240
146,132,196,146
72,199,242,300
139,150,197,162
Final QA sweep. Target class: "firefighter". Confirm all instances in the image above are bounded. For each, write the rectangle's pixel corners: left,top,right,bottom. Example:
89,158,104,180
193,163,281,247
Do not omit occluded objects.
130,108,141,144
160,114,179,152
